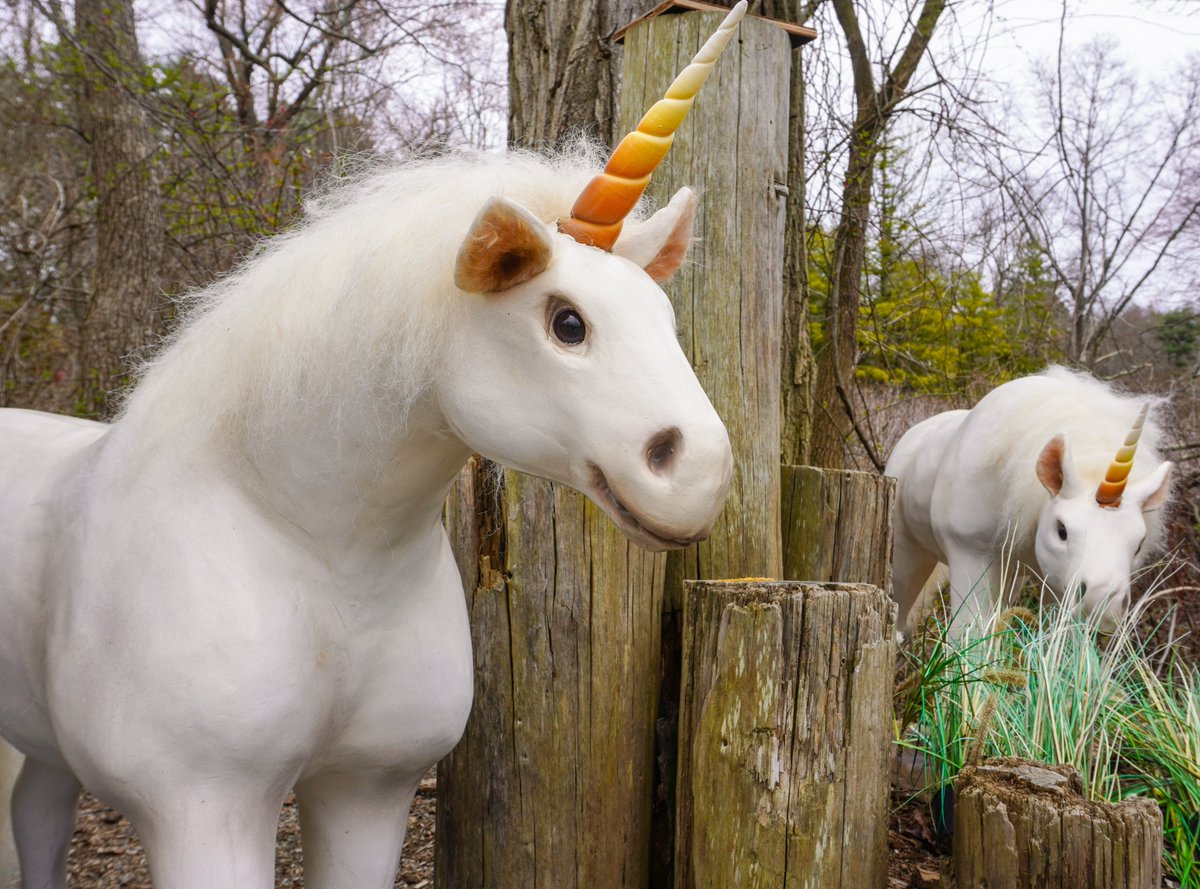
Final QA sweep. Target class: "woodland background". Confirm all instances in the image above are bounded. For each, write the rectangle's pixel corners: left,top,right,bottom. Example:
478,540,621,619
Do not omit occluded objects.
1,0,1198,613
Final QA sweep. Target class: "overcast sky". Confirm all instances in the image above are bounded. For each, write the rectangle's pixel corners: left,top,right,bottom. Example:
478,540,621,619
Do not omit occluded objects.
975,0,1198,81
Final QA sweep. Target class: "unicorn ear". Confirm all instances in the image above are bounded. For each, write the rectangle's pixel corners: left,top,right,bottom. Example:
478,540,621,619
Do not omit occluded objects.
455,198,554,294
1126,461,1172,512
1036,434,1085,498
612,188,697,283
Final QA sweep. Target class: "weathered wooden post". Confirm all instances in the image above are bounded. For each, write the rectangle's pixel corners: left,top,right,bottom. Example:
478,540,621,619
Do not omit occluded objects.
437,7,783,889
782,465,894,589
953,759,1163,889
620,6,793,584
613,8,802,882
436,461,667,889
674,580,897,888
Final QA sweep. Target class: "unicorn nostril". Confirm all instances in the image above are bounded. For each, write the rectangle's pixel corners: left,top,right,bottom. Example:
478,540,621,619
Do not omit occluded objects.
1080,582,1088,597
646,427,682,476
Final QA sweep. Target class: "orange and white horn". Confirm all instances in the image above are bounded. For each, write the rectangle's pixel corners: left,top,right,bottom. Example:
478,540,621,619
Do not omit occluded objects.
1096,404,1149,508
558,0,747,250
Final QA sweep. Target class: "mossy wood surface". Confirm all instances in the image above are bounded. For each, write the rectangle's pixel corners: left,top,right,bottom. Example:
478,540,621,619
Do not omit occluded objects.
440,12,793,889
953,759,1163,889
674,580,896,889
436,459,666,889
781,465,895,588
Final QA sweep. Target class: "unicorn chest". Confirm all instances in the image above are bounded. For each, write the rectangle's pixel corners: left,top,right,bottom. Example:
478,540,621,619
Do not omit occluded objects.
306,537,475,774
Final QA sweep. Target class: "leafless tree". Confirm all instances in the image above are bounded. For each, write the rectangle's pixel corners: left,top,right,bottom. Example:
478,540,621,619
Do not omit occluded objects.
972,36,1200,368
0,0,505,412
800,0,950,469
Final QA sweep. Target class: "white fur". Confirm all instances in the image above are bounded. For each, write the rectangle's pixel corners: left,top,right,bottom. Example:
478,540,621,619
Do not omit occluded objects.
886,367,1172,634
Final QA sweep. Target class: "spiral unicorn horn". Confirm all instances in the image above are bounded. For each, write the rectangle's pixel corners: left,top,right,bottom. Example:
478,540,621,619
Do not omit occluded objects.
558,1,748,250
1096,403,1149,508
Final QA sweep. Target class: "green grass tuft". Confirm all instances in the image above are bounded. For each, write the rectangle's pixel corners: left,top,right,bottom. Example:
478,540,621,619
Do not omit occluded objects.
896,592,1200,887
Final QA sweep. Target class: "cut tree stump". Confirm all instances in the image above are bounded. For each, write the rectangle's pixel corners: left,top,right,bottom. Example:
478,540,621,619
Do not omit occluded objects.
674,580,896,889
781,465,895,589
953,758,1163,889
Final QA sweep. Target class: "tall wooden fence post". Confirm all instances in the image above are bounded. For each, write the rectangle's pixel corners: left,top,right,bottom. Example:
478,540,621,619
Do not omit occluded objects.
675,580,897,889
616,12,793,884
436,460,666,889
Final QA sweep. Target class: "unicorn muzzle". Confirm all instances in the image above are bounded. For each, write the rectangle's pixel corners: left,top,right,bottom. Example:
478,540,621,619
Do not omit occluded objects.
589,420,732,551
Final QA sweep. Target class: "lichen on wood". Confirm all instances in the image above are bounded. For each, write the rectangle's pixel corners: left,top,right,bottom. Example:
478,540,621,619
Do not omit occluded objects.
674,580,896,888
953,758,1163,889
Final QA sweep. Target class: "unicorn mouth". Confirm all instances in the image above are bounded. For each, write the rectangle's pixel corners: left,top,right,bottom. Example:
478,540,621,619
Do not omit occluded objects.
587,464,703,550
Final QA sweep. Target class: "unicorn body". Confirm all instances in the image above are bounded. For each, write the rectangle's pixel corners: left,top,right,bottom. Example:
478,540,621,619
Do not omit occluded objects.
0,148,733,887
886,367,1172,633
0,6,751,882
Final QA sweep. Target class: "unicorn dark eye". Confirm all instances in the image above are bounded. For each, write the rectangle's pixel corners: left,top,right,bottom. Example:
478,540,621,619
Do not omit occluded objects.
1057,520,1068,541
552,307,586,345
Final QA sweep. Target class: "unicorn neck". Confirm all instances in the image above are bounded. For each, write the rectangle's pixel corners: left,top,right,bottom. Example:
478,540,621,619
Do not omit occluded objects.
115,235,471,551
120,382,471,552
234,398,472,551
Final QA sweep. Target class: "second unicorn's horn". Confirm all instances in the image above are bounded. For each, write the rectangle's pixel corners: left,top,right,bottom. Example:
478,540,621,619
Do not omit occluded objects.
1096,403,1149,507
558,1,748,251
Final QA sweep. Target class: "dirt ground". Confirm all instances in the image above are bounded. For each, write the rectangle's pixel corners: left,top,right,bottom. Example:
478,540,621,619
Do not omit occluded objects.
67,775,953,889
68,772,437,888
68,773,1199,888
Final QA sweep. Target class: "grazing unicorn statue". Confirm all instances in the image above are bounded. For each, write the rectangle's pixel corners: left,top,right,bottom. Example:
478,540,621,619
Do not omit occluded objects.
886,367,1172,635
0,6,748,886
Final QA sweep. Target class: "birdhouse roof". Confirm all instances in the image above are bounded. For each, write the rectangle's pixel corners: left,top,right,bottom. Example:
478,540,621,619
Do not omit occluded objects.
614,1,817,48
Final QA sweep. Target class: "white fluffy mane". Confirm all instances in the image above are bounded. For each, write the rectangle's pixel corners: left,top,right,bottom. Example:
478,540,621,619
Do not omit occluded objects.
988,366,1169,554
118,146,611,450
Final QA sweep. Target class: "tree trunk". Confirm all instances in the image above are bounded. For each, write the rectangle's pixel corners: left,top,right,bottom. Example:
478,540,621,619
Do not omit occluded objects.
504,0,641,148
954,759,1163,889
808,0,947,468
674,580,896,889
810,134,874,468
75,0,166,417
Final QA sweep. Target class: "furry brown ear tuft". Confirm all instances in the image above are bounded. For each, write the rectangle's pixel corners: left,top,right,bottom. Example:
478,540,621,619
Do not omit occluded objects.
455,198,554,293
1036,435,1067,496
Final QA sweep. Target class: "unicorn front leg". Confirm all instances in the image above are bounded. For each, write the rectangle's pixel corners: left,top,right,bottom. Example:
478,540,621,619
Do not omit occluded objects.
943,546,1002,637
133,788,282,889
890,526,940,632
295,772,419,889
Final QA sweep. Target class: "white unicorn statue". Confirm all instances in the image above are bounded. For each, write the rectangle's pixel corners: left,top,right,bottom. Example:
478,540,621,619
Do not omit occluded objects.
886,366,1173,635
0,6,749,886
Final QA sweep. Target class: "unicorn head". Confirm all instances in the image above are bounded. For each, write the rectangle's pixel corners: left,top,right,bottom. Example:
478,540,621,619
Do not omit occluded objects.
443,186,731,550
434,6,746,549
1034,405,1172,631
